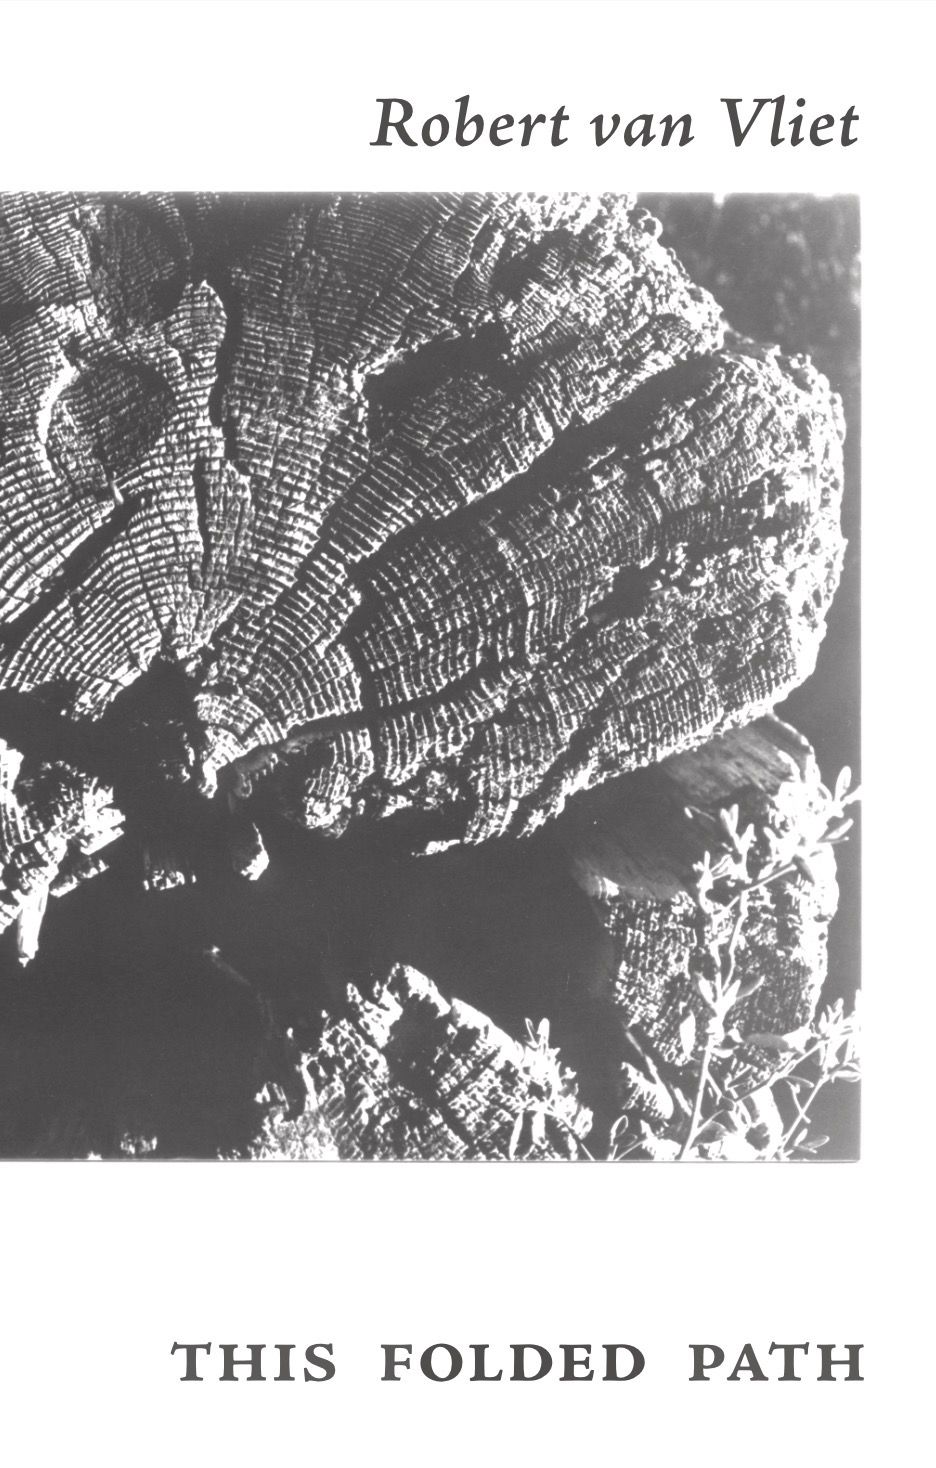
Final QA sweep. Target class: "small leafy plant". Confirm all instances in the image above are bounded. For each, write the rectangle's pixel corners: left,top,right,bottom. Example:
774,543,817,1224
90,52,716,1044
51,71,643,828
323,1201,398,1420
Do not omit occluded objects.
508,1017,596,1159
518,765,861,1162
627,764,859,1160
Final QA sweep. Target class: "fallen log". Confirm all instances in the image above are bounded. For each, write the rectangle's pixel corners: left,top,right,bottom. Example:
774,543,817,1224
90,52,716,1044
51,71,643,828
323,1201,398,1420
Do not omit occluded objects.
0,192,851,1159
0,193,843,957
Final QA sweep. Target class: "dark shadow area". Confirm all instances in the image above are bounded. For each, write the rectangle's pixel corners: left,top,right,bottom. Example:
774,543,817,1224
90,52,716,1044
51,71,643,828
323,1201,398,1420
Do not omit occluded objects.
0,813,623,1157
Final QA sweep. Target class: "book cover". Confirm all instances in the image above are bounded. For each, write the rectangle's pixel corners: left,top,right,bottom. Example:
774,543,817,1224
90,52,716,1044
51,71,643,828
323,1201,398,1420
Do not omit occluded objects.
0,2,926,1461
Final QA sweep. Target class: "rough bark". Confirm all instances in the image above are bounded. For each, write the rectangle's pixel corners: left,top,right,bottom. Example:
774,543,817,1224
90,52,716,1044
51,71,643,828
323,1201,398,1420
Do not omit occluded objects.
0,193,844,958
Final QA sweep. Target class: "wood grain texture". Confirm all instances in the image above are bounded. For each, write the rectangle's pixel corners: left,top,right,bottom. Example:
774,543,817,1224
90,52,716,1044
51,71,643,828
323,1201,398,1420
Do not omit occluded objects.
251,964,591,1161
0,193,844,958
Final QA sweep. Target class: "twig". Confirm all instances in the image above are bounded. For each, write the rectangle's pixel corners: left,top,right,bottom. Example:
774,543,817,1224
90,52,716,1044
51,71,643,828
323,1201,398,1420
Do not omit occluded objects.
678,892,748,1159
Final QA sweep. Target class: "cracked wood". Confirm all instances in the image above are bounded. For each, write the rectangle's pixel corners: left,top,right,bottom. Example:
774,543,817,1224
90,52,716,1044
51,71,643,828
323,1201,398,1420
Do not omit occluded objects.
0,193,844,953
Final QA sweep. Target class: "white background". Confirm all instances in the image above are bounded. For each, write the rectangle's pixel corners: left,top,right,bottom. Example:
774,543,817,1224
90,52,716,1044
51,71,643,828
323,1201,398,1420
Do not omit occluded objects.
0,2,930,1463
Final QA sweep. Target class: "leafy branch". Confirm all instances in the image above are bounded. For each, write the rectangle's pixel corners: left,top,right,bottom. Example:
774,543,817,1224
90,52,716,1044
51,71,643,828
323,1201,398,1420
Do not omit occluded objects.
594,764,861,1162
669,764,860,1159
501,767,860,1162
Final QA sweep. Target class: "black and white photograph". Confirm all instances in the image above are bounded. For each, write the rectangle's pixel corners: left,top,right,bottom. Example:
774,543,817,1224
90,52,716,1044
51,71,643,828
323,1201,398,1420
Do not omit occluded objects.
0,189,859,1160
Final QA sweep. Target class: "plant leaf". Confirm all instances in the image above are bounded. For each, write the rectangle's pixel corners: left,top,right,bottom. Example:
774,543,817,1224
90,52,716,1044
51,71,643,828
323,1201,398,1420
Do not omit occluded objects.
794,851,818,884
695,976,717,1007
825,818,854,843
678,1011,697,1060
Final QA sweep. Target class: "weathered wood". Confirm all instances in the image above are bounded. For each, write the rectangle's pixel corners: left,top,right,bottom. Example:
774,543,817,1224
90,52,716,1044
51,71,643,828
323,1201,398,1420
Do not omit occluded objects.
0,192,851,1160
0,194,844,959
251,964,592,1161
